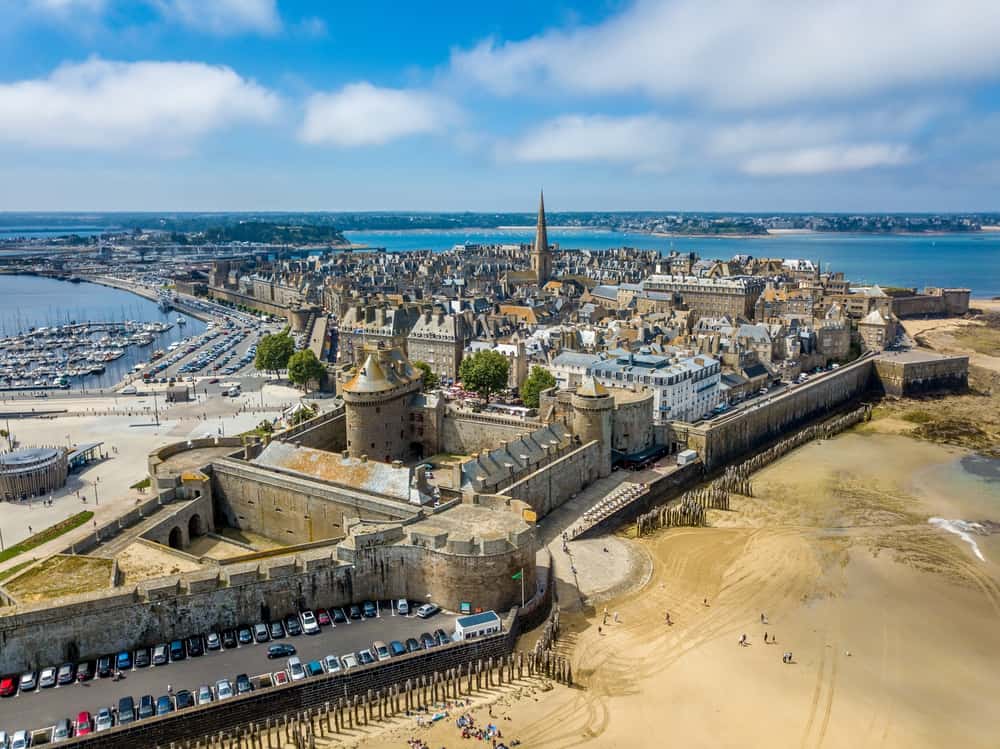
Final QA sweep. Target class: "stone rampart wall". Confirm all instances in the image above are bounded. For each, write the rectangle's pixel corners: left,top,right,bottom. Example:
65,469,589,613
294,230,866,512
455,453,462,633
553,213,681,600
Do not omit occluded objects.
0,530,534,672
685,356,875,468
440,411,539,455
873,355,969,396
211,458,412,543
275,409,346,452
501,441,601,516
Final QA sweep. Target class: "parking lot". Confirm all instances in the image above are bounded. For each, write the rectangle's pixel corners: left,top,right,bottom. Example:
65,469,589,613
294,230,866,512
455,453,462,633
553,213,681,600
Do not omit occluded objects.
0,605,459,739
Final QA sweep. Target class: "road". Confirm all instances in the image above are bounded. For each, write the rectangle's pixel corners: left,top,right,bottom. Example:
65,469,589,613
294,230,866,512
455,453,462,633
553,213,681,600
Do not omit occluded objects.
0,607,458,737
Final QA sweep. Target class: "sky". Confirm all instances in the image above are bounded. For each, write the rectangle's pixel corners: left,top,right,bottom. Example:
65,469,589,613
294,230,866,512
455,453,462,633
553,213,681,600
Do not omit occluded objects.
2,0,1000,212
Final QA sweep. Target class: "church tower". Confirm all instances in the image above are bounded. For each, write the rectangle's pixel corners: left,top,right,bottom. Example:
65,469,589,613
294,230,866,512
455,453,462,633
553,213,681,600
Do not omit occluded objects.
530,190,552,285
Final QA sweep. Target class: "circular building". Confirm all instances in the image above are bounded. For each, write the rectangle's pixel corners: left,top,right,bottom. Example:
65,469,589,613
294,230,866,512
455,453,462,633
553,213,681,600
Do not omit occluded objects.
0,447,69,500
571,377,614,479
341,345,422,463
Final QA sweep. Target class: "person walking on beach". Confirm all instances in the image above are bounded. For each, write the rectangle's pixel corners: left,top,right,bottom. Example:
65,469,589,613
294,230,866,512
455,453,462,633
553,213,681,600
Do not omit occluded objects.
614,611,619,623
603,608,608,625
739,634,747,647
764,632,768,644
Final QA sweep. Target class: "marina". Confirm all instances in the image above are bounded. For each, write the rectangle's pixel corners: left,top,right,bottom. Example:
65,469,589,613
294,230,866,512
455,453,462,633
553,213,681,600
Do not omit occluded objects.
0,275,207,390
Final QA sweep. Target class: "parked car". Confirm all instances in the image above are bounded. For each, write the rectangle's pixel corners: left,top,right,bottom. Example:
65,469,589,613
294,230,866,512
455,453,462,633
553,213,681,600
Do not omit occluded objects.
75,661,93,682
205,632,221,651
267,644,296,659
117,696,136,724
39,667,57,688
52,718,73,742
235,673,253,695
10,731,29,749
95,708,114,732
239,627,255,645
96,655,112,678
340,653,358,670
57,663,76,685
285,615,303,637
75,711,93,736
215,679,234,700
168,640,185,662
186,635,204,657
322,655,341,674
316,609,331,627
196,685,213,706
362,600,377,618
416,603,440,619
348,605,362,620
0,677,16,697
174,689,194,709
332,608,347,624
152,644,168,666
287,657,306,681
420,632,437,649
253,623,270,643
155,695,174,716
372,641,391,661
397,599,410,615
405,637,421,653
134,648,150,668
357,649,375,665
116,651,132,671
390,640,407,657
434,629,452,646
17,672,35,692
268,621,285,640
221,630,237,649
138,695,156,720
300,610,320,635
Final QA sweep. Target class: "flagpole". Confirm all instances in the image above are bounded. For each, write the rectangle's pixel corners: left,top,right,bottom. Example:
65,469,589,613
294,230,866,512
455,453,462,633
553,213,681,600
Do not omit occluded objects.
520,567,525,608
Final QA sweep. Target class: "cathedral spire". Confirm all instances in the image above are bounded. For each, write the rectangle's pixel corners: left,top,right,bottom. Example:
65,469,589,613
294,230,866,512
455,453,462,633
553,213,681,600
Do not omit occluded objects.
534,189,549,255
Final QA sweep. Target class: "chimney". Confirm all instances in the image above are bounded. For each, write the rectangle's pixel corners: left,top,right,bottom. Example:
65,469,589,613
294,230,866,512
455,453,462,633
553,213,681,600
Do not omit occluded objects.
341,450,349,459
361,454,368,463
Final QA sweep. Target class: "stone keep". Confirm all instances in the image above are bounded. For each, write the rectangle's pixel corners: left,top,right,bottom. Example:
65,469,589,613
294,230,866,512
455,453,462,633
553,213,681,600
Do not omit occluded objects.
571,377,613,478
341,345,422,462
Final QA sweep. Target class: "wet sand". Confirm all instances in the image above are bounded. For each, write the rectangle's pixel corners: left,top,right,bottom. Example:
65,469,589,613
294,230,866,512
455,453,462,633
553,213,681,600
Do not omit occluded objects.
355,432,1000,749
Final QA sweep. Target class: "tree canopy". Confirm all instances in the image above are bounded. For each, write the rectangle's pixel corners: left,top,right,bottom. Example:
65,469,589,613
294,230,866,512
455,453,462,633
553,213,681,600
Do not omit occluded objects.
458,349,509,400
254,330,295,374
287,349,326,391
412,360,440,391
520,365,556,408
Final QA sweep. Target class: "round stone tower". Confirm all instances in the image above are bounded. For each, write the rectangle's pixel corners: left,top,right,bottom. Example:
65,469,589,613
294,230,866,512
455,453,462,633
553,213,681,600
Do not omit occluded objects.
341,345,422,463
571,376,614,478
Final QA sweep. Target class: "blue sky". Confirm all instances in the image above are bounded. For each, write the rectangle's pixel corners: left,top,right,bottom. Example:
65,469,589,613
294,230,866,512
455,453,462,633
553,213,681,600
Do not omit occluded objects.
2,0,1000,212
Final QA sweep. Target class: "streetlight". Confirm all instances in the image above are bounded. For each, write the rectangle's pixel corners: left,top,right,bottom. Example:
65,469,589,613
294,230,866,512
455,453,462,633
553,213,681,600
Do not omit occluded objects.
93,476,100,506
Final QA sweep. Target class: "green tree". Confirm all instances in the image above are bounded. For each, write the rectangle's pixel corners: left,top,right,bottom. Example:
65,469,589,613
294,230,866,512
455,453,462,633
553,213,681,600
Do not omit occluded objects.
287,349,326,392
412,360,440,391
458,349,510,401
254,331,295,375
520,365,556,408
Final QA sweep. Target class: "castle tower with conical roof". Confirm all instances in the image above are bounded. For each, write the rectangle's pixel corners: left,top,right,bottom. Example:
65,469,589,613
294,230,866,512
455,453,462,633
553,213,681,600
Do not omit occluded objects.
571,376,613,478
530,190,552,285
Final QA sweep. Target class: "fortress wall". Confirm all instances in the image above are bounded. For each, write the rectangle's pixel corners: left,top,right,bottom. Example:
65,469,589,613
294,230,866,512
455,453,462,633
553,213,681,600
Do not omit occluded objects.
277,410,346,452
140,493,216,549
440,412,539,455
685,357,875,469
207,286,289,318
210,459,410,544
501,441,601,517
873,355,969,397
0,534,533,672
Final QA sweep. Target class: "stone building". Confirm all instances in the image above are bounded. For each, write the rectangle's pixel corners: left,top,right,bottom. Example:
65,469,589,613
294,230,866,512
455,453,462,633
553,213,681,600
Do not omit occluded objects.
857,308,899,352
341,345,423,462
406,309,470,381
530,190,552,285
571,377,614,478
643,274,765,321
338,304,419,364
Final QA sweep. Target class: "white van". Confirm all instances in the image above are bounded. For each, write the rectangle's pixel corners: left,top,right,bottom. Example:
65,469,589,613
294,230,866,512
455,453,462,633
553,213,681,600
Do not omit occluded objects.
121,385,137,395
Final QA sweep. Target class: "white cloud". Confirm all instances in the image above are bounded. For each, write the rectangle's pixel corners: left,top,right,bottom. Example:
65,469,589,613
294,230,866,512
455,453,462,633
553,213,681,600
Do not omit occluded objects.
505,114,680,169
26,0,106,12
452,0,1000,107
0,58,280,151
300,83,457,147
153,0,281,35
741,143,912,176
